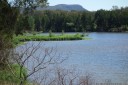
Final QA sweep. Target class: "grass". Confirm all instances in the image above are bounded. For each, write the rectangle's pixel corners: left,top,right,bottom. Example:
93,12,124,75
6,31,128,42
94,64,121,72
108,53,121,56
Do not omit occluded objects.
0,82,33,85
16,34,83,41
13,33,88,45
0,64,27,85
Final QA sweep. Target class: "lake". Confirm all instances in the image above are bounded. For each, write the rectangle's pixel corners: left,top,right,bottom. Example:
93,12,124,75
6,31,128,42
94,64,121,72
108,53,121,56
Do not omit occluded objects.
20,32,128,84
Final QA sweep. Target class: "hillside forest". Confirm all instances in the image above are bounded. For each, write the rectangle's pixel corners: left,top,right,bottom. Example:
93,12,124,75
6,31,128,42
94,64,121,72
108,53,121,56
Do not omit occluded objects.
15,6,128,35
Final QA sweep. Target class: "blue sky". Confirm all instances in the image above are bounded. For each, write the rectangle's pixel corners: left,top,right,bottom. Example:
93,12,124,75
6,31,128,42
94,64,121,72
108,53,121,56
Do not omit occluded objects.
48,0,128,11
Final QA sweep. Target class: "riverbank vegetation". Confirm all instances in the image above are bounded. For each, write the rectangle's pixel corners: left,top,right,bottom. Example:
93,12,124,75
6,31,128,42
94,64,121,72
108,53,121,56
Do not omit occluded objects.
0,64,27,84
13,33,87,46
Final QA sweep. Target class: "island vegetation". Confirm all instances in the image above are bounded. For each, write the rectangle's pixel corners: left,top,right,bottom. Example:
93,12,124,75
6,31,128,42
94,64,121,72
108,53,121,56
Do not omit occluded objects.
0,0,128,85
14,33,83,41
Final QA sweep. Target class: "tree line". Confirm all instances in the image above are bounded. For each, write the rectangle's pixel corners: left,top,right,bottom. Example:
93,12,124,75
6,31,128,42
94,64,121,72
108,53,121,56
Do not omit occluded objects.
15,6,128,35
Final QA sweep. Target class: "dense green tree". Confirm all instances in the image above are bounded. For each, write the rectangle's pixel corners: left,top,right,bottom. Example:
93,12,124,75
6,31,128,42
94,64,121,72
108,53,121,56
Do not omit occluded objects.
14,0,48,34
95,10,107,31
0,0,18,66
28,16,35,31
15,15,24,35
0,0,48,66
35,16,42,31
0,0,18,39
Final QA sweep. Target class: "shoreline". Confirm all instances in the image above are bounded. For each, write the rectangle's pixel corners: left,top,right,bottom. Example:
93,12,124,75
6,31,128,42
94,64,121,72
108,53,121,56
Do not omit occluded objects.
13,34,90,46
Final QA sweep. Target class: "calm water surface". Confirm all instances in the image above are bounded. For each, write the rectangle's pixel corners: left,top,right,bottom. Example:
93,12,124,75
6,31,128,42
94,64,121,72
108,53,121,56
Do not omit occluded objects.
24,33,128,83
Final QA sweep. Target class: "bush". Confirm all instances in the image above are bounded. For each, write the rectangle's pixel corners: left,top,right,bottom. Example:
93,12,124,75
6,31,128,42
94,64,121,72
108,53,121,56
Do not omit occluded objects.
61,30,64,35
49,30,52,37
0,64,27,84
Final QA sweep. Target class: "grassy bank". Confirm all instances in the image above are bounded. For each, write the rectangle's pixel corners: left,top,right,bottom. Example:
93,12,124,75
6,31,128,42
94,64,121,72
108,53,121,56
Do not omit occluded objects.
13,33,88,45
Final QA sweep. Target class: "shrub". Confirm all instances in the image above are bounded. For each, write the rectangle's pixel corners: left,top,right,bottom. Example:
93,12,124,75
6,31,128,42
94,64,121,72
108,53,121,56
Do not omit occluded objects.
62,30,64,35
0,64,27,84
49,30,52,37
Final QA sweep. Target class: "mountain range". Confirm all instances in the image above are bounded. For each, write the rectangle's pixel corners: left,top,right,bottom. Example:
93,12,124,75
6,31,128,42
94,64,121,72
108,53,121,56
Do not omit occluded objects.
37,4,87,11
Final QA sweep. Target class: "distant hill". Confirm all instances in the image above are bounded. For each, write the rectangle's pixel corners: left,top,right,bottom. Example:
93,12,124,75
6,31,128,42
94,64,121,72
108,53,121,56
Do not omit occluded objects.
37,4,87,11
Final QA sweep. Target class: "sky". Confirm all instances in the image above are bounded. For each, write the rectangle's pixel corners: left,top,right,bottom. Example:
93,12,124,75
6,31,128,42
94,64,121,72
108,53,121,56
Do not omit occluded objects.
48,0,128,11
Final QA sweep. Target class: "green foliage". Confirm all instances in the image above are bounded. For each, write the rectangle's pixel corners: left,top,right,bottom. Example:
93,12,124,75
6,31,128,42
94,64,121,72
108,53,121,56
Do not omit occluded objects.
15,15,24,35
0,0,48,84
0,64,27,84
13,37,20,46
94,7,128,32
13,0,48,35
0,0,18,51
62,30,65,35
0,0,18,36
121,25,128,30
14,34,84,42
49,30,53,37
92,23,97,31
15,10,94,33
32,31,37,36
13,0,48,10
28,16,35,31
15,7,128,33
14,6,128,33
